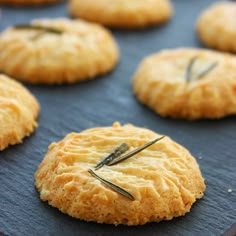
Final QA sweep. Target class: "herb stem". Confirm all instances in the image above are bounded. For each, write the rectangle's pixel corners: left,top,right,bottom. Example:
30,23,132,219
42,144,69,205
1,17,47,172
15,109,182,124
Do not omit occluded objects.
88,169,134,201
13,24,63,35
95,143,129,170
185,56,198,82
185,56,218,82
108,136,165,166
196,62,218,80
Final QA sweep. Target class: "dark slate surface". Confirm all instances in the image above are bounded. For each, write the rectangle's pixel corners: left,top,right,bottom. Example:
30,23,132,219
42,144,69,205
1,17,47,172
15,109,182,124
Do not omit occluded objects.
0,0,235,235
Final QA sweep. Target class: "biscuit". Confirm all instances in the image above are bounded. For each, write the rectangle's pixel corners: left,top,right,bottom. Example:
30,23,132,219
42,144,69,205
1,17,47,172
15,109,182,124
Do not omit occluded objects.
132,48,236,120
0,18,119,84
196,2,236,52
69,0,173,29
35,122,205,225
0,74,39,150
0,0,59,5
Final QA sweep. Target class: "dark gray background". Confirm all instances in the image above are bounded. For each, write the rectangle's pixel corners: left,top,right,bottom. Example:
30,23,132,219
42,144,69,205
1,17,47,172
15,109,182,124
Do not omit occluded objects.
0,0,235,235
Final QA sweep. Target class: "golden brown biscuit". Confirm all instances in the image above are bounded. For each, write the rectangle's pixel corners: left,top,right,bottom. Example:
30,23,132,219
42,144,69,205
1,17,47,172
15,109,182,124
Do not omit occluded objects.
0,74,39,150
69,0,173,29
196,2,236,52
132,48,236,120
0,18,119,84
0,0,60,5
35,122,205,225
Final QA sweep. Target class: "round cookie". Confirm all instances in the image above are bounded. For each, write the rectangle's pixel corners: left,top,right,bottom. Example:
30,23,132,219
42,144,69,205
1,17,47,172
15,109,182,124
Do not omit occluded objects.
0,0,60,5
69,0,173,29
35,122,205,225
196,2,236,52
0,74,39,150
132,48,236,120
0,18,119,84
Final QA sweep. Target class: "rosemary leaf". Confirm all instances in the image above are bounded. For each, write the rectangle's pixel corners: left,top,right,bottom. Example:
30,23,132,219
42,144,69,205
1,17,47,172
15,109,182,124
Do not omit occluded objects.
185,56,198,82
108,136,165,166
185,56,218,82
95,143,129,170
30,31,49,40
88,169,134,201
196,62,218,80
13,24,63,35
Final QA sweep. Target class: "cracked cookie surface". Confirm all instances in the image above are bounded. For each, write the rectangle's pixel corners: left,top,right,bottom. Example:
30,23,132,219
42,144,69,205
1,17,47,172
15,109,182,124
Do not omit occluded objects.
0,74,39,150
196,2,236,52
0,18,119,84
35,122,205,225
69,0,173,29
133,48,236,120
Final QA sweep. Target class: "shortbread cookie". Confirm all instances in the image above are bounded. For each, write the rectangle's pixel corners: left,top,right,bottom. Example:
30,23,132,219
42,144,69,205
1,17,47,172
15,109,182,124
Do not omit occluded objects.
0,0,60,6
35,122,205,225
69,0,173,29
0,18,119,84
133,48,236,120
0,74,39,150
196,2,236,52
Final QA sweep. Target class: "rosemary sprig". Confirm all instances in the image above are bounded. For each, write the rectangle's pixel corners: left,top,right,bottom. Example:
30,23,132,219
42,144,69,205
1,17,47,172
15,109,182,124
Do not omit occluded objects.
196,62,218,80
95,143,129,170
185,56,218,82
88,169,134,201
107,136,165,166
185,56,198,82
13,24,63,35
13,24,63,40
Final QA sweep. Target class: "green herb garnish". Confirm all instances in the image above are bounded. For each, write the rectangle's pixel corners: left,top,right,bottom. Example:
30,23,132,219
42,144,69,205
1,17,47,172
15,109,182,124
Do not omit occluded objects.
89,136,165,201
185,56,218,82
196,61,218,80
95,143,129,170
13,24,63,40
13,24,63,34
185,56,198,82
88,169,135,201
107,136,165,166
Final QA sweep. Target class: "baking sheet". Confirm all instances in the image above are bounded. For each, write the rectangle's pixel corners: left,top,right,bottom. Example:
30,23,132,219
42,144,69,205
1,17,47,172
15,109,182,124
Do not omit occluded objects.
0,0,235,235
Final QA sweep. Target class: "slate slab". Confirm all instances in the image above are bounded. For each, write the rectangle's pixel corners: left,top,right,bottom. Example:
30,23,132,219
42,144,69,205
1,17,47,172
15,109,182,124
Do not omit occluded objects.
0,0,235,235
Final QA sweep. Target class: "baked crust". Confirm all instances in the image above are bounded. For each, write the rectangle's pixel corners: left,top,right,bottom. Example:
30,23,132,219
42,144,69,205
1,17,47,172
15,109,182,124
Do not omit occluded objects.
69,0,173,29
196,2,236,52
132,48,236,120
0,74,39,150
35,122,205,225
0,18,119,84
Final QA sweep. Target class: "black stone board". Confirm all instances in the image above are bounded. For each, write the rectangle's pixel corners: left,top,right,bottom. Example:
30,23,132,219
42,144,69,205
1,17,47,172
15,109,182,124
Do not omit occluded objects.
0,0,235,235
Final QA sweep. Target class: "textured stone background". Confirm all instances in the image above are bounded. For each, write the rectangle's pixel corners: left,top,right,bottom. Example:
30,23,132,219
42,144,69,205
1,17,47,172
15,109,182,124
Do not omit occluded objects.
0,0,235,235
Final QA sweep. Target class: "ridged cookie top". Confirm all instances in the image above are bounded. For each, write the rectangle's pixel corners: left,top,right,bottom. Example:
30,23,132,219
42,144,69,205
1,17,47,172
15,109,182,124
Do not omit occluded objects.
196,2,236,52
0,18,119,84
69,0,173,29
0,74,39,150
35,122,205,225
133,48,236,119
